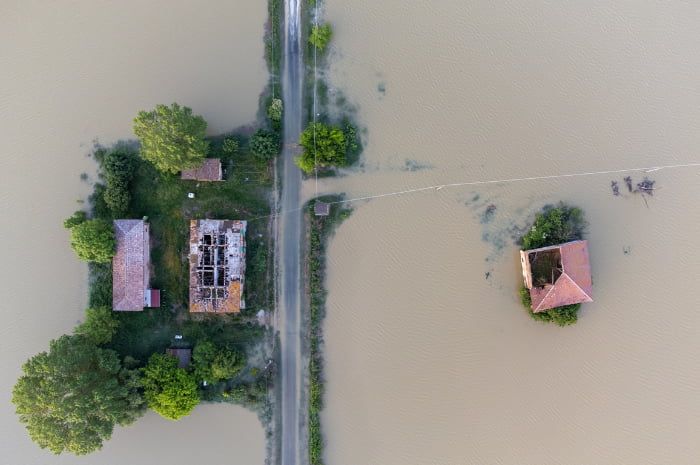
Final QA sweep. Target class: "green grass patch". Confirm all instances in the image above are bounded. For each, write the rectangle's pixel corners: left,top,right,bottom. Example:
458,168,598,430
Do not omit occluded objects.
305,195,352,465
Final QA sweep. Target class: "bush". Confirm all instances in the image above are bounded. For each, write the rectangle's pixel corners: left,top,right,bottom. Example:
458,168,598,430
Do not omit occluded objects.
267,98,283,122
222,138,239,154
521,203,587,250
69,219,115,263
309,23,333,52
250,128,281,160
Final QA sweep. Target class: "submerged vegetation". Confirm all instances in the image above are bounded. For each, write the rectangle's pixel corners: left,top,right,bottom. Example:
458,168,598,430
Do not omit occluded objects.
306,196,352,465
301,0,363,175
519,203,588,326
14,103,277,453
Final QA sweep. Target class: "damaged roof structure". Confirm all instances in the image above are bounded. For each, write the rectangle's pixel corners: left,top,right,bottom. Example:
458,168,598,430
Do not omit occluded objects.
180,158,222,181
189,219,247,313
113,220,154,311
519,240,593,313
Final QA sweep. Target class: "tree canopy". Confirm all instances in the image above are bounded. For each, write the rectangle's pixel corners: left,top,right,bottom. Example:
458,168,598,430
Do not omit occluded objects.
12,335,145,455
521,203,587,250
132,103,209,174
63,210,87,229
102,147,137,216
141,354,200,421
309,23,333,51
250,128,281,160
295,122,346,173
192,342,246,384
69,218,115,263
75,307,120,345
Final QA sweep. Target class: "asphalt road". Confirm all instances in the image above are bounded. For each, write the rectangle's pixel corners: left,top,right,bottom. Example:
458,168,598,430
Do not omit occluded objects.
279,0,304,464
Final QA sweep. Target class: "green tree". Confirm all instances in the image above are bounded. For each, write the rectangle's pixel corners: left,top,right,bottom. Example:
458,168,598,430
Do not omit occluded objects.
132,103,209,174
75,307,120,345
250,128,281,160
69,219,115,263
309,23,333,51
222,138,239,154
141,354,199,421
521,203,587,250
295,122,346,173
12,335,145,455
63,210,87,229
102,148,137,216
192,342,246,383
267,98,283,122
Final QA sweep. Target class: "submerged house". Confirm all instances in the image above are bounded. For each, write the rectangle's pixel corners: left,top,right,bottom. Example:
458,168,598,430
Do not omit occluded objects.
113,219,160,311
519,240,593,313
189,219,247,313
180,158,222,182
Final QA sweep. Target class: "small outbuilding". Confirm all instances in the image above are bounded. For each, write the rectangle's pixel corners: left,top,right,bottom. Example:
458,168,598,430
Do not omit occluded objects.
314,201,330,216
519,240,593,312
181,158,222,182
165,348,192,369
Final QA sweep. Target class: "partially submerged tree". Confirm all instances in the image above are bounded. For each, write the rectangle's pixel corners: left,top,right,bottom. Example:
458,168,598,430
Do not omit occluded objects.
250,128,281,160
267,98,283,122
141,354,199,421
63,210,87,229
309,23,333,51
12,335,145,455
295,122,346,173
521,203,587,250
75,307,120,345
102,147,137,216
69,218,115,263
192,341,246,384
132,103,209,174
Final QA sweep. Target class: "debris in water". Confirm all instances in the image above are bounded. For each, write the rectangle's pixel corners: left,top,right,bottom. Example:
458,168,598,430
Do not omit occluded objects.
624,176,633,192
635,177,656,195
611,180,620,196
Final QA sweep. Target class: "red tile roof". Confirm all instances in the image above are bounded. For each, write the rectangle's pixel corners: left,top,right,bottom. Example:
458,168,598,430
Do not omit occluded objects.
521,240,593,313
180,158,222,181
113,220,150,311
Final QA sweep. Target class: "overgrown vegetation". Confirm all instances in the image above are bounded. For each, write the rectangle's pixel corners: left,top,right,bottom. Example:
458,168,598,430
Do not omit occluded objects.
519,286,580,327
521,203,587,250
132,103,209,175
301,0,363,175
306,196,352,465
309,23,333,52
519,203,588,326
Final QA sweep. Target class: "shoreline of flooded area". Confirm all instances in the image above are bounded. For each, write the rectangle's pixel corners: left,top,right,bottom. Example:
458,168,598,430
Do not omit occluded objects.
0,2,267,464
319,2,700,464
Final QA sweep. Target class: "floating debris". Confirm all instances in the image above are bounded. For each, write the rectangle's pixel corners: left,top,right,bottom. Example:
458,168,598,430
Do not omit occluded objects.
611,180,620,196
635,177,656,195
624,176,633,192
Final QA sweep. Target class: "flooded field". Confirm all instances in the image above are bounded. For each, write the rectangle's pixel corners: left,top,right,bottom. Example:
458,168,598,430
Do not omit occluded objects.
319,2,700,464
0,1,266,463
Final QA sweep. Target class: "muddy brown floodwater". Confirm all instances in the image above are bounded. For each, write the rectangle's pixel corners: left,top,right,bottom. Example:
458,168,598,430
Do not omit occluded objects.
317,2,700,464
0,2,266,464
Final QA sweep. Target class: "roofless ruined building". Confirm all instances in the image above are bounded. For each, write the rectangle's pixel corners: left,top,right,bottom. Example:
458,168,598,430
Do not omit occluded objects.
113,220,160,311
189,219,247,313
519,240,593,312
